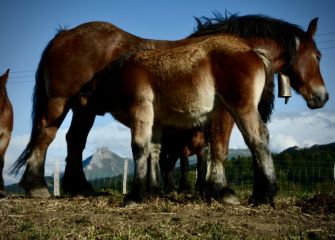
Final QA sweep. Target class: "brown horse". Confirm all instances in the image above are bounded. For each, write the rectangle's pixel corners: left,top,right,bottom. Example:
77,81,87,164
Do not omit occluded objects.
160,14,329,204
0,69,13,197
11,15,328,205
93,34,274,202
9,18,259,197
159,127,207,193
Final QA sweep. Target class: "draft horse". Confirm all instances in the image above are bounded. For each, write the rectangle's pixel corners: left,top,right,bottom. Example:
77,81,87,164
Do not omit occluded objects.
11,15,328,205
0,69,13,197
160,14,329,204
96,34,275,202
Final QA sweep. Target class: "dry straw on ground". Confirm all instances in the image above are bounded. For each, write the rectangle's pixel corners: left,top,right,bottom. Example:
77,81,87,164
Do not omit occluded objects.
0,192,334,239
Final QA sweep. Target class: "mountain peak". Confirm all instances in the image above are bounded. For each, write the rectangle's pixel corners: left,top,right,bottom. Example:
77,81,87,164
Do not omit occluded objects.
83,147,134,180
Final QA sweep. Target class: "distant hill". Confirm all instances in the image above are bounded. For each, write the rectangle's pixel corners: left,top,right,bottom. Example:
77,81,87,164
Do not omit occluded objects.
83,147,134,180
174,148,251,166
280,142,335,155
228,148,251,159
275,142,335,166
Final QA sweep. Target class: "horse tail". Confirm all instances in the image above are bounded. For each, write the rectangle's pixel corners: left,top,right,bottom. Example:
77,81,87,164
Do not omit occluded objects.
10,29,67,175
254,48,275,123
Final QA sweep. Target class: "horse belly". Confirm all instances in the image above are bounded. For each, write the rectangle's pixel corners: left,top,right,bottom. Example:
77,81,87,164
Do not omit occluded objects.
157,74,215,128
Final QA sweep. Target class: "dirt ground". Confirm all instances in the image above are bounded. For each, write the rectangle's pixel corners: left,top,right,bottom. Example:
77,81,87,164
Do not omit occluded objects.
0,192,334,240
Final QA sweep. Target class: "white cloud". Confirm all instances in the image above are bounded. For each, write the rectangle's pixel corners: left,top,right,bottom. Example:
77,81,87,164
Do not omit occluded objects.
268,110,335,151
269,134,299,152
228,110,335,153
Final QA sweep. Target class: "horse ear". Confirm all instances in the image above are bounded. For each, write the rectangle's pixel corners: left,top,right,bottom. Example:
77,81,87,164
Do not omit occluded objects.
307,18,318,38
0,69,10,85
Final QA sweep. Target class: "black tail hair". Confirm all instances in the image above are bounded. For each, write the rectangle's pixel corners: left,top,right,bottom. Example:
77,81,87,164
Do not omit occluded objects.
10,30,66,175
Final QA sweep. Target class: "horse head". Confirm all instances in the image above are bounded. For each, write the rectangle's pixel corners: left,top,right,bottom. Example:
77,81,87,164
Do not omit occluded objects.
286,18,329,109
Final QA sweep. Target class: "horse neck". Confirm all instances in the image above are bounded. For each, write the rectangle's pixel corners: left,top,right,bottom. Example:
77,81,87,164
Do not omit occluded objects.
248,38,286,73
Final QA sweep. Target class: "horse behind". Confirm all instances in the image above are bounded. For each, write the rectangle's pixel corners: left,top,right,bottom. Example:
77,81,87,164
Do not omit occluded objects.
102,35,274,202
159,127,207,193
0,69,13,196
161,15,329,204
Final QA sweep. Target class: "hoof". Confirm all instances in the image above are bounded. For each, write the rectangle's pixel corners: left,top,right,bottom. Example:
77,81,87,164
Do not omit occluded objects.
123,198,142,208
203,185,240,205
0,189,7,198
61,177,94,196
124,201,138,208
26,187,51,198
221,188,240,205
164,183,176,194
123,192,142,205
250,182,277,207
248,195,275,207
178,182,192,194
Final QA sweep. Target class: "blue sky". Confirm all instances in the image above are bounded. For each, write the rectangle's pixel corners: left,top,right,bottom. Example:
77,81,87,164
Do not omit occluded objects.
1,0,334,184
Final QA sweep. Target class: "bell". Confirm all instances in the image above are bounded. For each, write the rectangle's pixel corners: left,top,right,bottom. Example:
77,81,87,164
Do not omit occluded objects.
278,73,292,104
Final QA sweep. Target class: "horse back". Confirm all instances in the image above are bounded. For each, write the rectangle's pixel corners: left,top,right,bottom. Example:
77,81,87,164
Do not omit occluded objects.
118,35,264,128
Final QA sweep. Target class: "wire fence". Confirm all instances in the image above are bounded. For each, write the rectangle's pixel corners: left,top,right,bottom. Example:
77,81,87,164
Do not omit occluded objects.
84,161,335,195
6,160,335,195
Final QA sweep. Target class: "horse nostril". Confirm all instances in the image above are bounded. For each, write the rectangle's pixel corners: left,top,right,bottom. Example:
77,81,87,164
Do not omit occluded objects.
325,92,329,102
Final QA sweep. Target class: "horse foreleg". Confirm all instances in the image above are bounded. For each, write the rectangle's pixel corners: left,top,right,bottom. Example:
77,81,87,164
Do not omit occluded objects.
147,127,161,194
159,151,178,193
233,109,277,206
62,107,95,195
126,101,154,203
204,108,239,204
179,154,191,193
20,98,69,197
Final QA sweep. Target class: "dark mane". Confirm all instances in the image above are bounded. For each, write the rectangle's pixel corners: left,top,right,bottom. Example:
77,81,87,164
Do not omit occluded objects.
190,12,309,123
190,12,306,69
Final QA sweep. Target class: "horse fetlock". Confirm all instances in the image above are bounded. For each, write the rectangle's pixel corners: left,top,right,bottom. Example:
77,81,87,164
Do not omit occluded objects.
19,170,50,198
250,179,277,206
164,185,176,194
26,187,51,198
203,180,226,201
178,179,192,193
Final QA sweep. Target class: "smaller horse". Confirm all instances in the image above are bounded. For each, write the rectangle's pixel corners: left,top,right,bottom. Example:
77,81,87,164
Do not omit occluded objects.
104,35,275,202
0,69,13,197
159,127,207,193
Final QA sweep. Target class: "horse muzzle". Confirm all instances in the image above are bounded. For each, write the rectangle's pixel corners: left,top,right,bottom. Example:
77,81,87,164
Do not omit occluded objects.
307,90,329,109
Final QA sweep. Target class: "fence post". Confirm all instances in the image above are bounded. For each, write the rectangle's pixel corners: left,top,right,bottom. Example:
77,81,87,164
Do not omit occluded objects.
54,159,60,196
123,159,129,194
195,168,198,185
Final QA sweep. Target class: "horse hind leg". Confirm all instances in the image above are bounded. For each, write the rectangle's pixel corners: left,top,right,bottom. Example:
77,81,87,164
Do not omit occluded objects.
204,109,240,204
19,98,69,197
147,127,162,194
179,154,192,193
61,107,95,195
159,151,178,193
233,109,277,206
